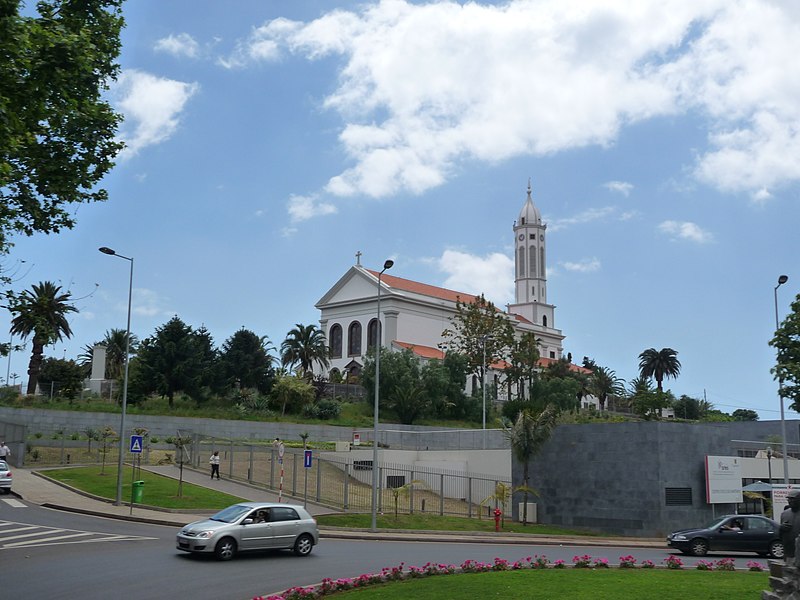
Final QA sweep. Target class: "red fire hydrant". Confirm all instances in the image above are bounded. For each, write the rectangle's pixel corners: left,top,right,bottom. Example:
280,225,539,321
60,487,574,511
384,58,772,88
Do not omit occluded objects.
494,508,502,532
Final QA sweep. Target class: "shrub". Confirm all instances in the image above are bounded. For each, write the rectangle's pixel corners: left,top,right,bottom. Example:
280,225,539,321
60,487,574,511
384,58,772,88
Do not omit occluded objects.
553,559,566,569
573,554,592,568
640,560,655,569
696,560,714,571
747,561,765,572
715,558,735,571
619,555,637,568
664,555,683,570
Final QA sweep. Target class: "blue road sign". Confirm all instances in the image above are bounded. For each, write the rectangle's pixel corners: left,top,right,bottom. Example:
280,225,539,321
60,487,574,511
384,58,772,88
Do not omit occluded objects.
304,449,312,468
129,435,143,454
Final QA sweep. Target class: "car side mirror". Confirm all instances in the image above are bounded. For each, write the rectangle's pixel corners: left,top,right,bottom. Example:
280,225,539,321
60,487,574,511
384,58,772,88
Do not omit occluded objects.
242,518,254,525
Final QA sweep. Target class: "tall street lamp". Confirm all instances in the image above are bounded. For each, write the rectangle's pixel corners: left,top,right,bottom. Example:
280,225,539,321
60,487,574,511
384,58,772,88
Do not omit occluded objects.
775,274,789,484
371,259,393,532
767,446,773,486
99,246,134,506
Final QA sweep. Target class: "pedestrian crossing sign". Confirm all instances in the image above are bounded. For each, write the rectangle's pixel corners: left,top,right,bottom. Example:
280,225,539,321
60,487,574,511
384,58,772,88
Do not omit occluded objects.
129,435,143,453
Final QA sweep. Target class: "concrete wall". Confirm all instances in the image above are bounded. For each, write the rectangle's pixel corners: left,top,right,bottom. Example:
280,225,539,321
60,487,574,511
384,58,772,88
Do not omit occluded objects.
516,420,800,537
0,406,508,451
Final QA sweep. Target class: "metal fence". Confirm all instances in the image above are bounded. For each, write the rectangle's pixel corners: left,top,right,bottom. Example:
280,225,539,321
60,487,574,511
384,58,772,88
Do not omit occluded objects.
189,436,510,518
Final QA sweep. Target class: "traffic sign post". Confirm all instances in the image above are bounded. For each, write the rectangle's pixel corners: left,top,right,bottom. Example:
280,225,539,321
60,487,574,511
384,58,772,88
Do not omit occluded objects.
303,449,312,508
129,435,143,453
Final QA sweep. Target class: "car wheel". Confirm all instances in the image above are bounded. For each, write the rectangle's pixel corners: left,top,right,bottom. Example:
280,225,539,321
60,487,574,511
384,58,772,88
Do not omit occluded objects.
689,538,709,556
214,537,237,561
293,533,314,557
769,541,785,559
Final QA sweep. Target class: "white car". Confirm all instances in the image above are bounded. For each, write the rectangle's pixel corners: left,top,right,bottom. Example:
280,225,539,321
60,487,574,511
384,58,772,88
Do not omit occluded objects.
0,460,11,494
176,502,319,561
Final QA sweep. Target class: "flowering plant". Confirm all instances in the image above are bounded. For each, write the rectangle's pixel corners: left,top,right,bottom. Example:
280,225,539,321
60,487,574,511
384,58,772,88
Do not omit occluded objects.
593,558,609,569
532,555,550,569
695,560,714,571
640,559,655,569
619,555,637,569
714,558,736,571
664,555,683,570
747,561,765,572
492,557,510,571
553,559,566,569
573,554,592,568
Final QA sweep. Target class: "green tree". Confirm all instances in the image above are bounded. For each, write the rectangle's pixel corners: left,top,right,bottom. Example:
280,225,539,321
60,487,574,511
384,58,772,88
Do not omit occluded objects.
362,348,421,420
502,377,580,420
38,357,84,400
672,395,703,420
771,292,800,411
271,375,315,416
280,323,329,378
504,333,541,401
440,294,515,384
0,0,124,255
589,366,625,412
219,328,275,394
420,352,472,420
732,408,759,421
504,405,558,525
132,317,217,407
638,347,681,392
9,281,77,394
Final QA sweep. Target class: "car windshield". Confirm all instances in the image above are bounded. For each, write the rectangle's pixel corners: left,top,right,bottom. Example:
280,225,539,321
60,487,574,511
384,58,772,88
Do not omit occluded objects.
209,504,253,523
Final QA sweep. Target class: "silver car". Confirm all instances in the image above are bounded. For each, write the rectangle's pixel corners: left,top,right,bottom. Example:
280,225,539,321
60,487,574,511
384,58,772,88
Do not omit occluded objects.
0,460,11,494
176,502,319,561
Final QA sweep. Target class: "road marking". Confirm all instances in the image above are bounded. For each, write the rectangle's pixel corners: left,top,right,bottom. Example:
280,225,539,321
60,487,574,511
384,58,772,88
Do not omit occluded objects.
1,498,26,508
0,519,157,550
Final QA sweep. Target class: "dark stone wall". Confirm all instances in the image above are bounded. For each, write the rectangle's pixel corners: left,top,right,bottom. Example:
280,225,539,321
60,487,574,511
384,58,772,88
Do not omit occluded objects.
513,420,799,538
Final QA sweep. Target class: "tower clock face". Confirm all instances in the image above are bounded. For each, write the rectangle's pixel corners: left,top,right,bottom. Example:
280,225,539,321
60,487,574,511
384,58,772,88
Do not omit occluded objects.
518,234,524,240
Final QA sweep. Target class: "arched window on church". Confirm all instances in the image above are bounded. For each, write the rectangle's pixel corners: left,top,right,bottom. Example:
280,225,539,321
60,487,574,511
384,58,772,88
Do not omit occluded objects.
518,246,525,277
329,324,342,359
348,321,362,356
367,318,381,351
543,315,548,327
529,245,537,278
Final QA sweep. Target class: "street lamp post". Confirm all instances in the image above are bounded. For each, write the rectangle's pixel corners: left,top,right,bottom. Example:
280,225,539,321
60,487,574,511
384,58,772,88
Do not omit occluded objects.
774,274,789,485
767,446,773,485
371,259,393,532
99,247,134,506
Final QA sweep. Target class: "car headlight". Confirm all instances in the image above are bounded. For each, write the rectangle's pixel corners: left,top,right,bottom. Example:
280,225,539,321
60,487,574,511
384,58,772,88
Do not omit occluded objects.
672,534,688,541
195,531,214,539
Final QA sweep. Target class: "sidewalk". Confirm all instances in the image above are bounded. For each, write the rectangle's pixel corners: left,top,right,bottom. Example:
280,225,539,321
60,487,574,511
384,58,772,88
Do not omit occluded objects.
7,465,663,548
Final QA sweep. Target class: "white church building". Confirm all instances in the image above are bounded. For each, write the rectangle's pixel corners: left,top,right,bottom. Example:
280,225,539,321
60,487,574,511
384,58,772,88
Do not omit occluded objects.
315,182,588,397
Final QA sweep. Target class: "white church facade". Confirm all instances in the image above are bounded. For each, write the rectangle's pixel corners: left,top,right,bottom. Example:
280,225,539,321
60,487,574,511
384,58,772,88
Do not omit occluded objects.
315,183,585,396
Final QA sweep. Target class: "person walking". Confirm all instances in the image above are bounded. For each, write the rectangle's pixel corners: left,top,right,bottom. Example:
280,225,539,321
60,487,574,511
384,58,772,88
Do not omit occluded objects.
0,441,10,463
209,450,220,480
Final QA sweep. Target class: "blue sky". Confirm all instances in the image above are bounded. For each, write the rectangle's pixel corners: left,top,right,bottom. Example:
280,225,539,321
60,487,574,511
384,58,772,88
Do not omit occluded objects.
3,0,799,420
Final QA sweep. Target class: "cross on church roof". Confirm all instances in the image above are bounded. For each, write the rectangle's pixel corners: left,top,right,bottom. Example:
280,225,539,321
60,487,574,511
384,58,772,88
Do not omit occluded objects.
355,250,362,266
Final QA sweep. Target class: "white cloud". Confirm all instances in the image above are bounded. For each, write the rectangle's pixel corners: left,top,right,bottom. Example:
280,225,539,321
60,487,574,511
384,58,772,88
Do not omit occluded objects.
435,249,514,307
604,181,634,196
657,220,713,243
231,0,800,203
287,194,338,222
561,258,601,273
154,33,200,58
131,288,173,318
548,207,625,232
114,70,199,158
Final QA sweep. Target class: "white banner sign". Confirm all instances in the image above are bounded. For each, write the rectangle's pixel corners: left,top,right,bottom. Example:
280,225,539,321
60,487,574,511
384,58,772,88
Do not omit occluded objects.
705,455,743,504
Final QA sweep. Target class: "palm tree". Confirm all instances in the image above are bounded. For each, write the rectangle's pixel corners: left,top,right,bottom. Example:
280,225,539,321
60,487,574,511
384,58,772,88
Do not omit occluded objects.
504,404,558,525
280,324,329,378
9,281,78,394
590,366,625,411
638,347,681,392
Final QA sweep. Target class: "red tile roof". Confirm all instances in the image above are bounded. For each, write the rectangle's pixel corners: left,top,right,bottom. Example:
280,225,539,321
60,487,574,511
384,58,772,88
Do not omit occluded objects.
393,341,445,360
366,269,480,305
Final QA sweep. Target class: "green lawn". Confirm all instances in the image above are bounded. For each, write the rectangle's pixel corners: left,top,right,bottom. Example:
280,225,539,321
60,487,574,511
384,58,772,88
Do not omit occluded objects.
43,465,246,509
316,512,601,536
327,569,768,600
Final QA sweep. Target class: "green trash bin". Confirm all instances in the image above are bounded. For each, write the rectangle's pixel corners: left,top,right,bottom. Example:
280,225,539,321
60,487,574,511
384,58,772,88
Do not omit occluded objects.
131,480,144,504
